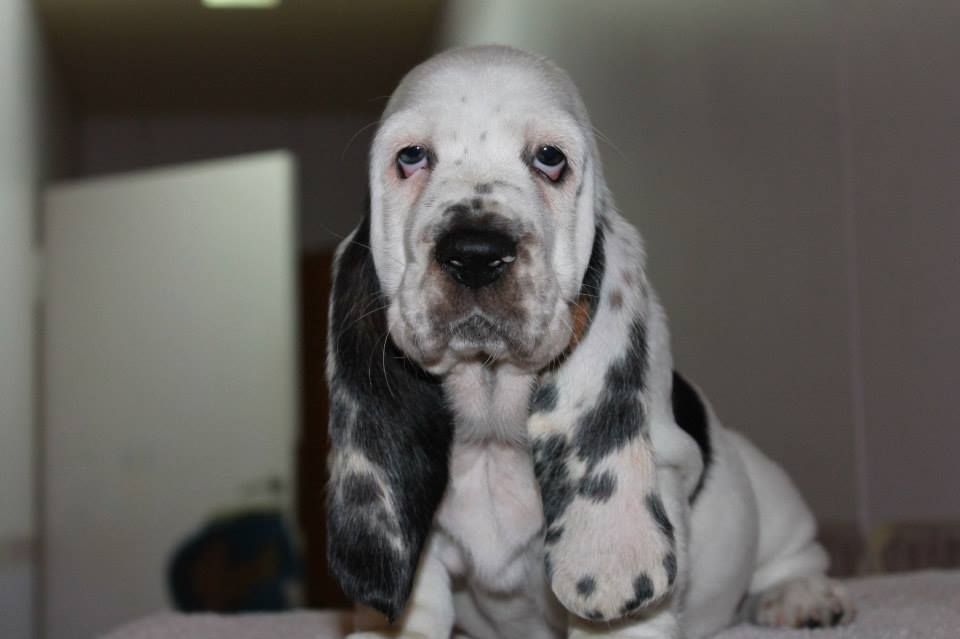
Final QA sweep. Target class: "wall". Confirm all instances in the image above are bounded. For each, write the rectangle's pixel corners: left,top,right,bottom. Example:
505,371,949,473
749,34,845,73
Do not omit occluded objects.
44,153,298,639
76,112,376,252
0,1,65,637
843,0,960,523
442,0,858,524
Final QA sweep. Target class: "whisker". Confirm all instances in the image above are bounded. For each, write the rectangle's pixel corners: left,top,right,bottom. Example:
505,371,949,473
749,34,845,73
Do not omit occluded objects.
342,118,384,162
380,318,399,401
318,224,406,268
339,302,391,336
591,124,628,163
578,282,602,294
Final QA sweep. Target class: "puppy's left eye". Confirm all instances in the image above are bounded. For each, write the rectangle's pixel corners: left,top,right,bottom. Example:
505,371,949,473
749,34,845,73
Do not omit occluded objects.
532,145,567,181
397,145,428,178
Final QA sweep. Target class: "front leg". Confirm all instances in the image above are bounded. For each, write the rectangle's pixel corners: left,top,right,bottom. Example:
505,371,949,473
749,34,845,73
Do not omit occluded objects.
563,467,691,639
528,216,688,627
531,422,679,622
348,538,454,639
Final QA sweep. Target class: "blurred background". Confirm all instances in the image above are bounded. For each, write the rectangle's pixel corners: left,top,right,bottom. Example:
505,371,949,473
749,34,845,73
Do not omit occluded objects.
2,0,958,637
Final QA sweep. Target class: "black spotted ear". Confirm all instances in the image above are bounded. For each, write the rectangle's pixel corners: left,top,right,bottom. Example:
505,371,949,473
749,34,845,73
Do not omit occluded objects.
325,216,454,621
528,220,679,621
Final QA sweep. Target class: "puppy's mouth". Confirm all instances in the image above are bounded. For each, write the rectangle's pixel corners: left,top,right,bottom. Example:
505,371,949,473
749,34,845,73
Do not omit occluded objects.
446,313,526,359
392,301,571,374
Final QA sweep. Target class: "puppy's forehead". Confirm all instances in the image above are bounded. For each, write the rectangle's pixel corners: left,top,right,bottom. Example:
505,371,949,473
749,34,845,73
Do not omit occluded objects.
384,46,588,124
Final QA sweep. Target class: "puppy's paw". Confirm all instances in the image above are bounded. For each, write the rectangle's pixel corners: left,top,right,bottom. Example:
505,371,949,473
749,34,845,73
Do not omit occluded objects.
547,493,677,622
534,434,677,622
748,575,856,629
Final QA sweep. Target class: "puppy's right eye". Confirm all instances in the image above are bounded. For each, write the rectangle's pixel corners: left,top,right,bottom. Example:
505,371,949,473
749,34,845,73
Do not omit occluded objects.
532,145,567,182
397,146,428,178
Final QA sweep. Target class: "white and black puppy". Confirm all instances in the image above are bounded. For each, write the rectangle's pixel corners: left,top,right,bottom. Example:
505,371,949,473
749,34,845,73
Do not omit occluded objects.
325,46,855,639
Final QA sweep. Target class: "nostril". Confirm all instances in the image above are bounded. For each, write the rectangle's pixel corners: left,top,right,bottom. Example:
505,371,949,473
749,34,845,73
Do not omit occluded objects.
435,228,517,289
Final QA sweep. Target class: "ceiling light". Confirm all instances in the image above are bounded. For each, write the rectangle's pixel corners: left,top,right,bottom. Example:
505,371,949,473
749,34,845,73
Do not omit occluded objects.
203,0,281,8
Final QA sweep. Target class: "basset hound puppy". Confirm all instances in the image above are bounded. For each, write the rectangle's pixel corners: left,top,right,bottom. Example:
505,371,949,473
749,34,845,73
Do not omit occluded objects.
325,45,854,639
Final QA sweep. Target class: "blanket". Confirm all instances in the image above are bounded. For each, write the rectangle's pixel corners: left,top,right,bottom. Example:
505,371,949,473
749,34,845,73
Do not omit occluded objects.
104,570,960,639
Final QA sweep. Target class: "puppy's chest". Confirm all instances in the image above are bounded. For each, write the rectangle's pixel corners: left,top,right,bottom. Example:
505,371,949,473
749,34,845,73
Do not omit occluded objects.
436,440,544,585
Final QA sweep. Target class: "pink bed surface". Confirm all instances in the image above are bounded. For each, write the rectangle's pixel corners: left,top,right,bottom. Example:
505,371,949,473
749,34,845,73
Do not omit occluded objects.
103,570,960,639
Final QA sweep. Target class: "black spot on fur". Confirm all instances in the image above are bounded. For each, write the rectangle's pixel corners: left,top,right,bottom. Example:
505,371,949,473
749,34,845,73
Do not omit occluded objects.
530,381,558,413
578,471,617,502
646,493,675,542
671,371,713,502
340,473,381,506
444,203,470,218
532,434,575,526
471,197,483,211
544,525,564,545
608,288,623,309
544,553,554,581
479,131,488,142
571,158,589,202
326,214,455,622
578,224,605,313
572,318,648,465
620,573,654,615
663,552,677,585
585,609,605,621
474,182,493,194
576,576,597,597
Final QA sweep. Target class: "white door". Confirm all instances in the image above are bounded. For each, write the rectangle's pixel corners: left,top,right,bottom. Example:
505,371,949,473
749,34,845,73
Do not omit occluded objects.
42,152,298,639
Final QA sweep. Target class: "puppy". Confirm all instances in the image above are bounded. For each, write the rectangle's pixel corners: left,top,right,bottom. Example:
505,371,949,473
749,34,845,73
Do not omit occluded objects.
325,45,855,639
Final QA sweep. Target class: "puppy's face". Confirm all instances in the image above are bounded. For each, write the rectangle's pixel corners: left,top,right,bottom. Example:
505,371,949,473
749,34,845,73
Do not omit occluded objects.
369,50,600,374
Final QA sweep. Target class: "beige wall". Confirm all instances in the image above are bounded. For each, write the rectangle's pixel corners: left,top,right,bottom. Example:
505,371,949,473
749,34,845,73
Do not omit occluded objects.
443,0,960,529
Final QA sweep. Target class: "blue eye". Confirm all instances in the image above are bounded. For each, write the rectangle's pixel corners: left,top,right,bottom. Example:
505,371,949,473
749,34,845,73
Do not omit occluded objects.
532,145,567,181
397,146,429,177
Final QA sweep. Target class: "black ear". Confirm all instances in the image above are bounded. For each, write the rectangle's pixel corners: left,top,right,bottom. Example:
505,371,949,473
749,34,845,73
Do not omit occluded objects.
325,216,454,621
529,220,680,620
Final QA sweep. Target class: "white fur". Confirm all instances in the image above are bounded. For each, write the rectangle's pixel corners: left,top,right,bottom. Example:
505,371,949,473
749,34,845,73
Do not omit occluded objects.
348,46,850,639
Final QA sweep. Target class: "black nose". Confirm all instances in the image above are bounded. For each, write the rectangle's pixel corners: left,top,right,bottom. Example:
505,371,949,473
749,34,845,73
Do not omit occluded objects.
435,228,517,289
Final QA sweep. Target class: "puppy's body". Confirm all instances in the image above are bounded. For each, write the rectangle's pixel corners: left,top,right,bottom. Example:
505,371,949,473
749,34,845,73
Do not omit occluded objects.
328,46,854,639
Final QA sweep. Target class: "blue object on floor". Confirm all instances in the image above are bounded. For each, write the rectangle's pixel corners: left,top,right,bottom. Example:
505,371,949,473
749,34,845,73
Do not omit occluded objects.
168,510,299,612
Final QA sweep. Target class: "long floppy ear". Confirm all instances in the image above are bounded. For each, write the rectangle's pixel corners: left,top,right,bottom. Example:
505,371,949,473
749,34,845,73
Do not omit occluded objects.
528,215,680,622
325,215,454,621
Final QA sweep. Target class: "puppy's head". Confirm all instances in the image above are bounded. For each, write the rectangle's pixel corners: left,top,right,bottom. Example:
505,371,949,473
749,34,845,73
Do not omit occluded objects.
369,46,604,373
